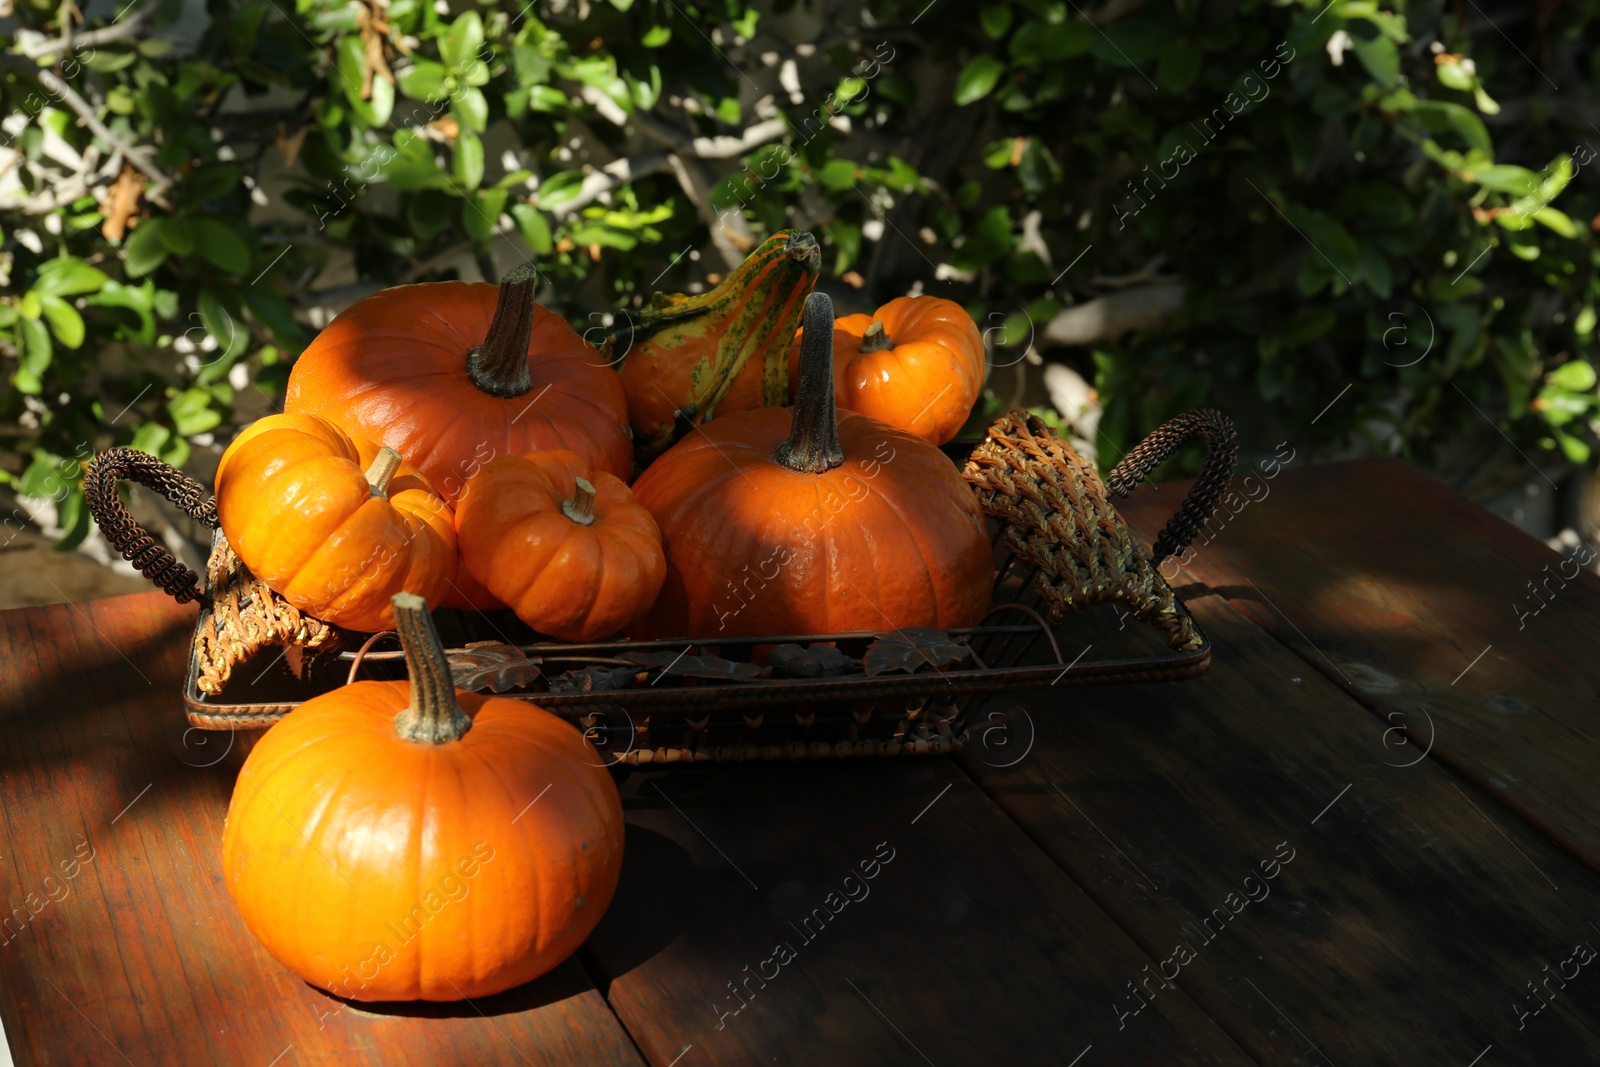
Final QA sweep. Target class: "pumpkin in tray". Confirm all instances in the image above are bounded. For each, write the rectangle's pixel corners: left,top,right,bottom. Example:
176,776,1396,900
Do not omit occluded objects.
454,449,666,641
214,413,457,633
792,294,985,446
222,593,625,1002
283,263,632,504
628,291,994,639
611,229,820,459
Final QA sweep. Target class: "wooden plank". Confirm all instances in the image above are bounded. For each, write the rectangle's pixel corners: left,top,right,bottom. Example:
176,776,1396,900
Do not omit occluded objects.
582,759,1248,1066
1116,458,1600,874
0,592,645,1067
956,572,1600,1062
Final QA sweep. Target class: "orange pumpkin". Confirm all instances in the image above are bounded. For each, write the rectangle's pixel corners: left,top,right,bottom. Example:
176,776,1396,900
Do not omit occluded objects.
630,292,994,638
455,450,666,641
222,592,625,1002
284,264,632,503
792,295,985,445
215,413,456,632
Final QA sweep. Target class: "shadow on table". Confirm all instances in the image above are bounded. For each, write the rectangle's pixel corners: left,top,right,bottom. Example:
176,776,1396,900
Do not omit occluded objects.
579,823,694,988
321,955,601,1020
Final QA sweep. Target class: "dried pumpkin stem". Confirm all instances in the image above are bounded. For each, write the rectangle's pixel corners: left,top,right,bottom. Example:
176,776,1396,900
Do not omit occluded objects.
562,476,598,525
365,446,402,496
390,592,472,744
775,291,844,474
858,319,894,354
466,262,540,399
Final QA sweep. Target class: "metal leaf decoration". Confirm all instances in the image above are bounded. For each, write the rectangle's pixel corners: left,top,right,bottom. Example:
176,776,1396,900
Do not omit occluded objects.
862,629,972,677
446,641,543,693
622,650,766,681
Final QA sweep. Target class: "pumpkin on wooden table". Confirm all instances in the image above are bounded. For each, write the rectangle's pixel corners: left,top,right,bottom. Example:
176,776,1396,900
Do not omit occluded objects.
284,263,632,503
214,413,456,632
454,450,665,641
791,294,985,446
629,291,994,639
612,230,820,458
222,592,625,1002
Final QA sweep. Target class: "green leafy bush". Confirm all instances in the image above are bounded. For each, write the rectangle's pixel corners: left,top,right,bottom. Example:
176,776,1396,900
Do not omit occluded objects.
1,0,1595,550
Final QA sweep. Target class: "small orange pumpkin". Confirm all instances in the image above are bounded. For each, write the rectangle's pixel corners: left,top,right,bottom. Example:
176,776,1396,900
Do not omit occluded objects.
630,292,994,638
455,450,666,641
215,414,456,632
222,593,625,1001
792,295,985,445
285,264,632,503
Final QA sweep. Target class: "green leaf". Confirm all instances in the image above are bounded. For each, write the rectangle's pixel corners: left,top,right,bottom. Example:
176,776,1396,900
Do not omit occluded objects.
157,216,197,255
168,387,222,437
177,164,242,204
397,60,448,101
1464,164,1537,194
1157,45,1201,92
642,25,671,47
1531,207,1578,238
1549,360,1597,392
34,258,109,298
1411,101,1492,154
442,11,484,71
192,218,253,274
39,295,85,349
979,4,1012,38
1350,33,1399,85
463,189,507,242
510,203,554,255
1435,61,1474,92
15,318,51,394
454,87,489,133
453,129,485,191
955,55,1005,106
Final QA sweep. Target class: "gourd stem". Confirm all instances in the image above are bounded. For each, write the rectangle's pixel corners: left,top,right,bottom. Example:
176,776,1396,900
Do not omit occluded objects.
391,593,472,744
561,476,598,525
465,263,539,398
775,291,844,474
858,319,894,354
365,447,402,497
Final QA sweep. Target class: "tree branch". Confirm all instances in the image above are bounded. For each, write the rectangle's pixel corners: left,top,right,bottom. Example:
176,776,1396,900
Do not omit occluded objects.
539,153,674,217
21,3,155,59
1041,283,1186,347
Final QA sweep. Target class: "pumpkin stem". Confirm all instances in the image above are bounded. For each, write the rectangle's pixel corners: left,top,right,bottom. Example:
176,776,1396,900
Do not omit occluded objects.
365,447,403,497
859,319,894,354
465,262,539,399
390,592,472,744
775,291,844,474
561,476,598,526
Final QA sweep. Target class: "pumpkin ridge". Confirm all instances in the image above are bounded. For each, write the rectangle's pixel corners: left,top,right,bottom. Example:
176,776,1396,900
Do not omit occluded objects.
287,497,408,621
847,449,940,626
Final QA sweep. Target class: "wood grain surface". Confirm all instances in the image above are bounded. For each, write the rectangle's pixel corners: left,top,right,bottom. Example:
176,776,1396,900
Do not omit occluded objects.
1116,459,1600,875
0,593,644,1067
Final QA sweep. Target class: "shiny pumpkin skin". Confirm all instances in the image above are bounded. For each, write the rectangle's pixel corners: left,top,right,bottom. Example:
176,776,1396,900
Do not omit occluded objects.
455,450,666,641
214,413,456,632
284,280,632,501
221,684,625,1001
628,409,994,638
792,295,985,445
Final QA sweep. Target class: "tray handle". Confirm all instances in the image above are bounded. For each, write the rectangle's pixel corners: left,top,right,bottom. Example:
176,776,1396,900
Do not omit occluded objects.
83,448,219,605
1104,408,1238,566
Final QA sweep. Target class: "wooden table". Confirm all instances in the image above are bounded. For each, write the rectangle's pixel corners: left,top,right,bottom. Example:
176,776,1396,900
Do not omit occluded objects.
3,458,1598,1065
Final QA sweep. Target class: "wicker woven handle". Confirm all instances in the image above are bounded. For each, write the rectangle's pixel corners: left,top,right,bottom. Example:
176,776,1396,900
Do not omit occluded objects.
83,448,220,605
1104,409,1237,565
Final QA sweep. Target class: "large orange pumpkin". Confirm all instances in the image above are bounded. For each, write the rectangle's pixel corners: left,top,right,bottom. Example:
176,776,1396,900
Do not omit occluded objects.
630,292,994,638
215,413,456,632
454,450,666,641
792,295,985,445
612,230,819,458
284,263,632,502
222,593,625,1002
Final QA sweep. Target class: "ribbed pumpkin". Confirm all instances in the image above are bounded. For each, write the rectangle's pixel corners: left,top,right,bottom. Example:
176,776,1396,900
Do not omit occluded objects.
222,593,625,1002
792,295,985,446
214,413,456,632
612,230,819,458
454,450,666,641
284,264,632,502
630,292,994,638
